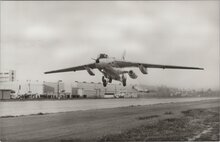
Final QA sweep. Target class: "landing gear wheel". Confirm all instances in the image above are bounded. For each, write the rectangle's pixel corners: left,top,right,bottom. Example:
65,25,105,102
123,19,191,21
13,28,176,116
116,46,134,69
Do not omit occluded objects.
102,76,107,87
102,76,105,83
103,81,107,87
122,79,126,87
109,78,112,83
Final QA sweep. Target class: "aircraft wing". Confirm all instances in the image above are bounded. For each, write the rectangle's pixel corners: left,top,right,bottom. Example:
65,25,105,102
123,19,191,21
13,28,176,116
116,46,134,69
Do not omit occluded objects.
115,60,204,70
44,63,96,74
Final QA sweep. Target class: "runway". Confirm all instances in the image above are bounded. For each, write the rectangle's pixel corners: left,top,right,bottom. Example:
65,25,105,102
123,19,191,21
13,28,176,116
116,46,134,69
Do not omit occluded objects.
0,97,217,117
0,98,219,141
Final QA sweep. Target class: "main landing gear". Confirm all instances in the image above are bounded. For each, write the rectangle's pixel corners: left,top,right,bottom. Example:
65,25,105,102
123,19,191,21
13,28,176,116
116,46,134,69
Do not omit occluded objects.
122,75,126,87
109,78,112,83
102,76,112,87
102,76,107,87
102,76,126,87
122,79,126,86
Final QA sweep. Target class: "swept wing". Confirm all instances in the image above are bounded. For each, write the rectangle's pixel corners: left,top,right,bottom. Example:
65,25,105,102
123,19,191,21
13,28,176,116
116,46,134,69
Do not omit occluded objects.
45,63,96,74
115,60,204,70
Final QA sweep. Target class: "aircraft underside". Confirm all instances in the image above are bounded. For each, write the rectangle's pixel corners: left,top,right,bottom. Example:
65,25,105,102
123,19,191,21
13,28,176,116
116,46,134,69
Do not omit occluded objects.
98,66,127,87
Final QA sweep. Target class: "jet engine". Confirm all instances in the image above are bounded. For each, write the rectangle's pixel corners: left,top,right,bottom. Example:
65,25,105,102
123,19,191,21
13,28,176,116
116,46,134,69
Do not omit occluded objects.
85,67,95,76
128,70,138,79
139,64,148,74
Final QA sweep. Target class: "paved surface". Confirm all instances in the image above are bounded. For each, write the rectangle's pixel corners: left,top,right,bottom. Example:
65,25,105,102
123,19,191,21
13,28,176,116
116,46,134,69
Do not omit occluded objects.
0,99,219,141
0,97,216,117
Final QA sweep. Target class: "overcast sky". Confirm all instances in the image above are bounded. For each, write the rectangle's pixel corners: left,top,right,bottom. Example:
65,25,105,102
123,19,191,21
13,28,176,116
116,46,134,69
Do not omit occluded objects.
0,1,219,90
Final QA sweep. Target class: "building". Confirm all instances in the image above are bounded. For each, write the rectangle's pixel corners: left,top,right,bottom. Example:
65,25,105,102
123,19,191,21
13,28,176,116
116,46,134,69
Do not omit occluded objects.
0,79,66,99
43,84,55,98
0,89,14,100
71,81,140,98
0,70,16,82
0,80,43,99
43,81,65,98
0,78,148,99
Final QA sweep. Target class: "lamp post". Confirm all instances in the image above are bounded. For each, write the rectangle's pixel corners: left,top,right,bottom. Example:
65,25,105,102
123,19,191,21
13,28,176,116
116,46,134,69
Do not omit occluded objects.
115,84,117,95
57,80,62,99
27,80,31,93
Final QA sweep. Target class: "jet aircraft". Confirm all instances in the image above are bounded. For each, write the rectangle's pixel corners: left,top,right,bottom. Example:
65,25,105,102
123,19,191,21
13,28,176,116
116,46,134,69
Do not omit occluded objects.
45,53,203,87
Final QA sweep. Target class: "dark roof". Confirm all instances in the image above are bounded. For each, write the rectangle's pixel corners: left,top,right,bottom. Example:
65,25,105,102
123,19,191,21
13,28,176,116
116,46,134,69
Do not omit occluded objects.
0,89,14,91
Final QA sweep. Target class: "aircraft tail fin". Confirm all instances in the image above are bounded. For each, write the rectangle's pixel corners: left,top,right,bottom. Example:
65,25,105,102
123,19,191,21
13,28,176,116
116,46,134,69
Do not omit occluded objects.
122,50,126,60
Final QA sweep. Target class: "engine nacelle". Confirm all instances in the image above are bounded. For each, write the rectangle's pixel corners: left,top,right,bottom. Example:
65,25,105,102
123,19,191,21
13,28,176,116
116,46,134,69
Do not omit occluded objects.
139,64,148,74
128,70,138,79
85,67,95,76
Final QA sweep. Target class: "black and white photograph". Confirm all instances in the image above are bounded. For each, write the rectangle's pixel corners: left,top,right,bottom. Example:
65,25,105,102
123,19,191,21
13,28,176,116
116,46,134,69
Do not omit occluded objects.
0,1,219,141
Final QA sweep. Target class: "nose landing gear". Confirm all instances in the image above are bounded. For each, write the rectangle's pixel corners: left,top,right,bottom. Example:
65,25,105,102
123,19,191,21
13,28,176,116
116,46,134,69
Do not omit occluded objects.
102,76,107,87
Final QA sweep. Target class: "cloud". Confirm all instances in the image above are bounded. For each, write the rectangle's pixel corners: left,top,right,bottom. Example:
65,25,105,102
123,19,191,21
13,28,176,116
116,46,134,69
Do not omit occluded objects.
24,25,58,40
1,1,219,90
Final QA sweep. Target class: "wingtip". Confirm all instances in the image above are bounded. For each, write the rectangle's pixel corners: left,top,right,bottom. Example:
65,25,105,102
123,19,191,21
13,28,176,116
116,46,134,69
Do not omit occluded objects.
44,72,50,74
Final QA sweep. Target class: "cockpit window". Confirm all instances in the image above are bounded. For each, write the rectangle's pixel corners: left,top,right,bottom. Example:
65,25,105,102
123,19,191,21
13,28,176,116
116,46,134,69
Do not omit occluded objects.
98,54,108,59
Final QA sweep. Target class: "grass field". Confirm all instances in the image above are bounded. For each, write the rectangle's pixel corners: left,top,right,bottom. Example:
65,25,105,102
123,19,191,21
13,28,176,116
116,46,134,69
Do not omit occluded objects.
0,98,219,141
99,107,219,141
